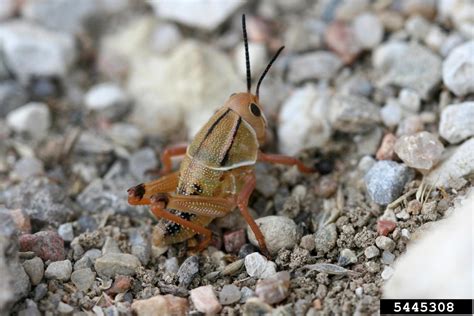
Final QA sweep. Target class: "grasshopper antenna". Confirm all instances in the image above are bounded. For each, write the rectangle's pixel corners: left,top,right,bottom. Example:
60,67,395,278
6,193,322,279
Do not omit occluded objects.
242,14,251,93
256,46,284,98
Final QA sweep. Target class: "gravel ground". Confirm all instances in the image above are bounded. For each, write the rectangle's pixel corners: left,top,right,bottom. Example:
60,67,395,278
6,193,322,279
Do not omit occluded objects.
0,0,473,315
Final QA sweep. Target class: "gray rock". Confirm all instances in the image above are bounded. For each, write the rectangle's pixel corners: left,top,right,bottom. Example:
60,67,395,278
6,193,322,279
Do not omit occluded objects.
71,268,95,292
130,230,151,265
57,223,74,242
382,251,395,265
102,237,121,255
373,41,441,99
364,161,415,205
11,263,31,302
364,245,380,259
12,157,44,181
84,82,129,120
314,223,338,254
244,252,276,279
3,176,76,226
278,85,332,155
150,22,182,54
405,15,431,40
177,256,199,288
21,0,98,34
443,41,474,96
106,123,144,150
164,257,179,274
353,13,383,49
288,52,342,82
0,20,75,82
74,131,114,155
77,162,138,214
426,138,474,188
6,102,51,139
255,174,279,198
398,89,421,113
151,0,242,31
73,256,92,271
0,81,27,117
17,300,41,316
439,102,474,144
284,18,325,52
394,131,444,172
94,253,141,278
380,99,402,128
338,248,357,266
129,148,158,180
375,236,396,252
45,260,72,281
57,302,74,314
22,257,44,286
220,284,241,305
329,94,380,133
247,216,298,255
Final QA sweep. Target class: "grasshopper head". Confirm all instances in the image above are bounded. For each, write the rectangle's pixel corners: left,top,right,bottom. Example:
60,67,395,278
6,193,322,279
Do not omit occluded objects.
226,92,267,145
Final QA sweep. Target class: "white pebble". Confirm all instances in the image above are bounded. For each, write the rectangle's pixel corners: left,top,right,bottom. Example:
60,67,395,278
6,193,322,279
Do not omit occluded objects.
381,266,395,280
6,102,51,139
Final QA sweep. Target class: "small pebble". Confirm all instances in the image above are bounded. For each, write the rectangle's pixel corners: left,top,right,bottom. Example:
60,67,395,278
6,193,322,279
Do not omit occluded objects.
396,210,410,220
442,41,474,96
219,284,241,305
288,51,342,82
240,287,255,303
325,21,361,64
380,99,402,128
355,287,363,297
247,216,298,255
108,275,132,294
353,13,383,49
314,223,338,254
177,256,199,288
9,209,31,234
102,236,122,255
164,257,179,274
407,199,422,214
84,82,129,119
19,231,65,261
377,219,397,236
190,285,222,315
376,133,397,161
394,131,444,171
71,268,95,292
338,248,357,266
255,271,290,305
399,89,421,113
364,161,415,205
44,260,72,281
375,236,396,252
150,23,182,54
244,252,276,279
12,157,44,181
130,230,151,265
382,251,396,265
33,283,48,301
6,102,51,139
397,116,424,136
57,223,74,242
439,102,474,144
365,261,380,273
224,229,246,254
299,234,315,252
401,228,411,240
222,259,244,276
364,246,380,259
243,297,273,314
314,176,337,198
94,253,141,278
23,257,44,286
329,94,380,133
381,266,395,280
57,302,74,314
129,148,159,180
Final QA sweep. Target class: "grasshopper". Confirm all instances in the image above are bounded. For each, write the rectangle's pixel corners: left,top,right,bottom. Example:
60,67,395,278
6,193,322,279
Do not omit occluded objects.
127,15,314,257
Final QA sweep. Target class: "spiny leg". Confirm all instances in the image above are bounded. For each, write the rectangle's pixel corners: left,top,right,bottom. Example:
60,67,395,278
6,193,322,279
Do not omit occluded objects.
159,144,188,175
258,151,315,173
167,194,234,218
236,172,270,258
127,171,179,205
150,201,213,252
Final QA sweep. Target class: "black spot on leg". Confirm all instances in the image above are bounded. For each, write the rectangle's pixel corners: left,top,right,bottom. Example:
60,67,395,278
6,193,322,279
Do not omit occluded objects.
191,183,203,195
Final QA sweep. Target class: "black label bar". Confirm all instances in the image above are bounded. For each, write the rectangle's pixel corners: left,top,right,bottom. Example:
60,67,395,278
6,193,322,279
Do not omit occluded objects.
380,299,473,314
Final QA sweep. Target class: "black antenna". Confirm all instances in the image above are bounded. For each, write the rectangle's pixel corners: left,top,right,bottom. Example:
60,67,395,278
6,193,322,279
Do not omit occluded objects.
256,46,284,98
242,15,251,92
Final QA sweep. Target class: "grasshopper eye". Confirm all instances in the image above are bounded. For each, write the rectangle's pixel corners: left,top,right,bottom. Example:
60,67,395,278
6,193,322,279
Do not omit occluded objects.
250,103,261,117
